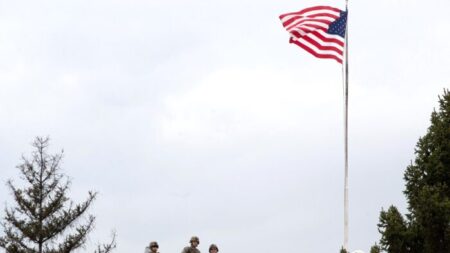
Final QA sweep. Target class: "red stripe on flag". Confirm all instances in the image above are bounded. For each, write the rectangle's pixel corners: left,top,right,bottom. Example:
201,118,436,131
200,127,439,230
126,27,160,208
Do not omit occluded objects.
282,17,332,28
300,23,329,31
310,30,345,47
289,38,343,64
308,13,339,19
279,6,341,19
302,35,343,55
290,30,303,39
296,5,341,15
287,25,326,35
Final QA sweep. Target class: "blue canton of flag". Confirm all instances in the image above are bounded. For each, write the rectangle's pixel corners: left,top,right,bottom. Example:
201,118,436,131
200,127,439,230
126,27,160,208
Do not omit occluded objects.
328,11,347,38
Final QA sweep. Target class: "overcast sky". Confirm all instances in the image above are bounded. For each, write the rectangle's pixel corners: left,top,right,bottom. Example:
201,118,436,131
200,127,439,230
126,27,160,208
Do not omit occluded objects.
1,0,449,252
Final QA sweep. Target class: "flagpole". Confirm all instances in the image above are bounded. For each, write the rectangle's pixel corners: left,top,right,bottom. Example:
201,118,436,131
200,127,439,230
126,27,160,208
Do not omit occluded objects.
343,0,349,251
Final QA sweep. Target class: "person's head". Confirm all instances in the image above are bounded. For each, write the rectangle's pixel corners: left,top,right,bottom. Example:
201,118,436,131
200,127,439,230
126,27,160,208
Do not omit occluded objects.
149,241,159,252
190,236,200,248
209,244,219,253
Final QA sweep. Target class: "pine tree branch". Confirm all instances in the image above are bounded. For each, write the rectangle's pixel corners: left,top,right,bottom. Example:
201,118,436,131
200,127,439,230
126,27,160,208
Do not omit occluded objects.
7,180,38,220
18,158,38,185
40,182,70,222
93,231,117,253
2,223,37,253
40,175,64,205
40,191,97,243
43,152,63,183
4,208,40,244
46,215,95,253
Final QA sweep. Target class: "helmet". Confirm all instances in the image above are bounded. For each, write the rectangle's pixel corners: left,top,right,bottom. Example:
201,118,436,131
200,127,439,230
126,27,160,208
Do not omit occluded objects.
149,241,159,248
190,236,200,243
209,244,219,251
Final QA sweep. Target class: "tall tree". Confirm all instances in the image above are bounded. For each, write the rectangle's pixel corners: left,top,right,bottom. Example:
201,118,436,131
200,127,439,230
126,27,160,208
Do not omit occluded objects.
0,137,116,253
377,206,408,253
403,90,450,253
375,90,450,253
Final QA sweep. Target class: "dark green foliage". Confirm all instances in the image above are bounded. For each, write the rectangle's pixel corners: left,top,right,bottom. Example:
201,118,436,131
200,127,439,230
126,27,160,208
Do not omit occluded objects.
0,137,116,253
377,206,408,253
403,90,450,253
370,243,381,253
339,247,349,253
376,90,450,253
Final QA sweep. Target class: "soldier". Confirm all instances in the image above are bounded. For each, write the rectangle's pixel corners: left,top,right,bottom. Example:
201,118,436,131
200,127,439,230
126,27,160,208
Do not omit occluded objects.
145,241,159,253
208,244,219,253
181,236,201,253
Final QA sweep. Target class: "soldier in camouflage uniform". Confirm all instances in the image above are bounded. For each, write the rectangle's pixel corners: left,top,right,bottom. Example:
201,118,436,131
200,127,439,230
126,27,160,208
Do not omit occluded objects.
208,244,219,253
145,241,159,253
181,236,201,253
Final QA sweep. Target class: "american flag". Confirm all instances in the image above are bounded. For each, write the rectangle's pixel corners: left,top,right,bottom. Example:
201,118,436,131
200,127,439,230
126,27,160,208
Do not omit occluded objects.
279,6,348,64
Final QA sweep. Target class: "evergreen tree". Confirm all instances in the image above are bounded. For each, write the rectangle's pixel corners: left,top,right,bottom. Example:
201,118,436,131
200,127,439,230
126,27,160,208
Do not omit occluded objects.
375,90,450,253
339,246,349,253
370,243,381,253
403,90,450,253
0,137,116,253
377,206,408,253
